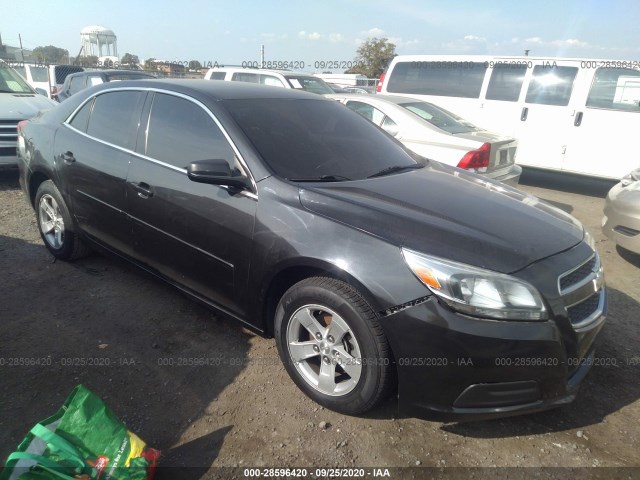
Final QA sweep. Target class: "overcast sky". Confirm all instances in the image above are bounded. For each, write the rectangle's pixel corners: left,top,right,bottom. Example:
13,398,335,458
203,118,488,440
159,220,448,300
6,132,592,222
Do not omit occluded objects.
2,0,639,67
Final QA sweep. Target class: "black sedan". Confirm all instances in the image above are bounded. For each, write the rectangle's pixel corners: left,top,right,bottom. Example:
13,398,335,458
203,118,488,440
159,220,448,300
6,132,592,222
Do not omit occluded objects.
17,80,606,420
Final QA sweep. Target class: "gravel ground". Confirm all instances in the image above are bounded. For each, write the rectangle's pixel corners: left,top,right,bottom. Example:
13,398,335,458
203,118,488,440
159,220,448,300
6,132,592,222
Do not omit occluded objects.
1,169,639,479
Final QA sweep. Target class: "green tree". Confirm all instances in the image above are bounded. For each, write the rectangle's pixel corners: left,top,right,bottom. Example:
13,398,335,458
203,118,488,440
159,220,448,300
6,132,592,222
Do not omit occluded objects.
188,60,202,70
32,45,69,64
346,37,396,78
144,58,156,70
121,53,140,65
78,55,98,67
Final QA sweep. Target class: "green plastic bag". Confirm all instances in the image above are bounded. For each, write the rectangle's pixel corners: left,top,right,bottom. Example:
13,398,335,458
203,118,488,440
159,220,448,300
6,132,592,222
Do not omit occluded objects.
1,385,160,480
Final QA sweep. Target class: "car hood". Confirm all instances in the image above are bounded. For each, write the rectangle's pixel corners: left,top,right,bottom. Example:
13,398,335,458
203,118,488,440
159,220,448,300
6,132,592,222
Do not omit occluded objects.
298,163,583,273
0,93,56,119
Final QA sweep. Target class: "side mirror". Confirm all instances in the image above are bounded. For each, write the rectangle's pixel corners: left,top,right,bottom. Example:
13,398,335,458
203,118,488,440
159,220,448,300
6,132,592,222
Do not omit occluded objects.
35,88,48,97
187,159,251,189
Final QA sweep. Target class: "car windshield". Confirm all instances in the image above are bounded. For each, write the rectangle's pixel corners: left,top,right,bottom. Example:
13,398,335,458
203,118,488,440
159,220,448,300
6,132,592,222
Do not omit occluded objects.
398,101,478,134
223,98,421,180
284,76,334,95
0,63,35,93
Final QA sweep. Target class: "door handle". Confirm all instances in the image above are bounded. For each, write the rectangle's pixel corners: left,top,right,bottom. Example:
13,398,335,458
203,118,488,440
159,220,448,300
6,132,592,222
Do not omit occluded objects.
574,111,583,127
131,182,154,198
520,107,528,121
61,151,75,164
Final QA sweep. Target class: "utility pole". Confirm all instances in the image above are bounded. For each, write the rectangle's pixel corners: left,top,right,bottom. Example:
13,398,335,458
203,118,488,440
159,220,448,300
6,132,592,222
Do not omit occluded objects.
19,34,24,61
260,44,264,68
524,49,530,56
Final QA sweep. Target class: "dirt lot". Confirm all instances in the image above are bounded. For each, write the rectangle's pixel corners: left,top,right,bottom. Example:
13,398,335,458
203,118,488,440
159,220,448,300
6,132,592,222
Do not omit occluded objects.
1,169,639,479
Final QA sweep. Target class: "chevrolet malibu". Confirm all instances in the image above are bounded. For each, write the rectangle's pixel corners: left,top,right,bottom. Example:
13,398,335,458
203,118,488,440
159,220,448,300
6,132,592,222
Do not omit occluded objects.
17,80,606,420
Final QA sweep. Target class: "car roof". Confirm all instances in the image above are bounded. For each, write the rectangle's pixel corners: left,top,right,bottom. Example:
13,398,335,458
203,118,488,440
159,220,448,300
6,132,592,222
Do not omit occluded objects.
208,67,316,77
88,78,325,100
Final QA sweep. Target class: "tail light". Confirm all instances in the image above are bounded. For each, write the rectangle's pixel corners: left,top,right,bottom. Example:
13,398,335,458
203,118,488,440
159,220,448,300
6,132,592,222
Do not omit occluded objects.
50,85,58,95
457,143,491,173
376,72,385,93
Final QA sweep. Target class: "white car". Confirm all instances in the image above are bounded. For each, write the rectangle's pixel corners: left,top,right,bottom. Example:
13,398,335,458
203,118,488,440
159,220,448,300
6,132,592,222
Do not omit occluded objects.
204,67,334,95
328,94,521,185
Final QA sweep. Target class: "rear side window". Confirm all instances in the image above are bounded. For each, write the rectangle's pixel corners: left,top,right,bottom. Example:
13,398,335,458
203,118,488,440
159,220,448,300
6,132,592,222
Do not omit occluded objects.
29,66,49,82
69,76,86,94
525,66,578,106
485,64,527,101
346,101,385,124
586,68,640,112
209,72,226,80
232,72,259,83
261,75,285,87
88,76,104,86
69,99,94,132
86,91,144,149
145,93,237,169
387,61,487,98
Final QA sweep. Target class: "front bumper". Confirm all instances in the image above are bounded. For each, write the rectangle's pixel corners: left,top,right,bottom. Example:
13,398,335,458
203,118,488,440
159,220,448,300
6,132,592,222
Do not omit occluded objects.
602,181,640,255
381,242,606,421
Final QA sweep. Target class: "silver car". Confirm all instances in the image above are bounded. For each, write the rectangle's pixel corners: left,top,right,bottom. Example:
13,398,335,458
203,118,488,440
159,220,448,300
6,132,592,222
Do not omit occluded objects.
602,168,640,255
327,93,521,186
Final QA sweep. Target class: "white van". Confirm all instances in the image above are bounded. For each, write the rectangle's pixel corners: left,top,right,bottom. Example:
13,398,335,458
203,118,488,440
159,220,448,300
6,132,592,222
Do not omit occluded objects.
11,63,84,100
203,67,334,94
378,55,640,180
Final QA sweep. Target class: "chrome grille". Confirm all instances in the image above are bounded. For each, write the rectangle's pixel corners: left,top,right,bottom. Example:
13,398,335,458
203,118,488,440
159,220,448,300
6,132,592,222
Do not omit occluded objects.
558,253,605,330
559,255,597,292
0,119,21,159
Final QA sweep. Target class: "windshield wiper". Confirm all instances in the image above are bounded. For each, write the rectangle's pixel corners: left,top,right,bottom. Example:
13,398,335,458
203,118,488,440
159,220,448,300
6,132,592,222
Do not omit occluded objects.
367,163,424,179
287,175,351,182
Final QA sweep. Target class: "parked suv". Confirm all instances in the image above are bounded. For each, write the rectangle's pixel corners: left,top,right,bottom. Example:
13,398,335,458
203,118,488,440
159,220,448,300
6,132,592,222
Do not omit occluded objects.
57,70,157,101
204,67,334,94
0,60,57,169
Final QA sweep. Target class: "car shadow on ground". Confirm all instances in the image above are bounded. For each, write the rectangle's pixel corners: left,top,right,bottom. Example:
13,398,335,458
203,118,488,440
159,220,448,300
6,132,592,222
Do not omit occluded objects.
0,170,20,191
616,246,640,268
519,168,615,198
441,287,640,438
0,233,250,472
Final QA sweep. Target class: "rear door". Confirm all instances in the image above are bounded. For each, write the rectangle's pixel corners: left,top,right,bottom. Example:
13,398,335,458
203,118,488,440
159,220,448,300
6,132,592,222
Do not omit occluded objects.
563,66,640,179
126,92,257,316
56,90,145,255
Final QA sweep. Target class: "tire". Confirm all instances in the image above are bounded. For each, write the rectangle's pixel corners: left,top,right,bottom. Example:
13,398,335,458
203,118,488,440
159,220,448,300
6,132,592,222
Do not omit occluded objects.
34,180,91,261
274,277,395,415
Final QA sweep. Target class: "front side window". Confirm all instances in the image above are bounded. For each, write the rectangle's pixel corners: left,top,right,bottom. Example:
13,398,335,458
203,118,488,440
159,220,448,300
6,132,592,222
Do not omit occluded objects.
145,93,238,170
525,65,578,106
387,61,487,98
586,67,640,111
86,91,144,149
29,66,49,82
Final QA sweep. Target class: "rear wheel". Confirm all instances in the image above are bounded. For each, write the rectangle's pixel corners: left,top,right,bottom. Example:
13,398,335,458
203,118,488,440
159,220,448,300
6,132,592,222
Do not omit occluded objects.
274,277,394,415
35,180,91,261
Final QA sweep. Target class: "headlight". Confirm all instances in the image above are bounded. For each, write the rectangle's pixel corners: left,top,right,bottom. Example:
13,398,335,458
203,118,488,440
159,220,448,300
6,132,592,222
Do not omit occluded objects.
583,229,596,252
402,248,547,321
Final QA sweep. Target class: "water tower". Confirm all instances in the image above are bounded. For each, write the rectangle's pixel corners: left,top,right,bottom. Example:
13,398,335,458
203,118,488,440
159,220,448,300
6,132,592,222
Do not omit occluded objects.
80,26,118,57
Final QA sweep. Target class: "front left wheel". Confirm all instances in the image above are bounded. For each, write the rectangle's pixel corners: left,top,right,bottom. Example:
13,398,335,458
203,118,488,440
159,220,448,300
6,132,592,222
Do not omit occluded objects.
35,180,91,261
274,277,395,415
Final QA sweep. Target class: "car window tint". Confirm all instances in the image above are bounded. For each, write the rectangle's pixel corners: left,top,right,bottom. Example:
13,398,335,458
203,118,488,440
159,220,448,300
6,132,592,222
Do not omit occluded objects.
586,67,640,111
387,61,487,98
223,98,418,181
485,64,527,101
69,76,85,94
146,93,237,170
261,75,285,87
29,66,49,82
86,91,143,149
345,101,385,125
525,66,578,106
209,72,226,80
69,99,94,132
232,72,259,83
